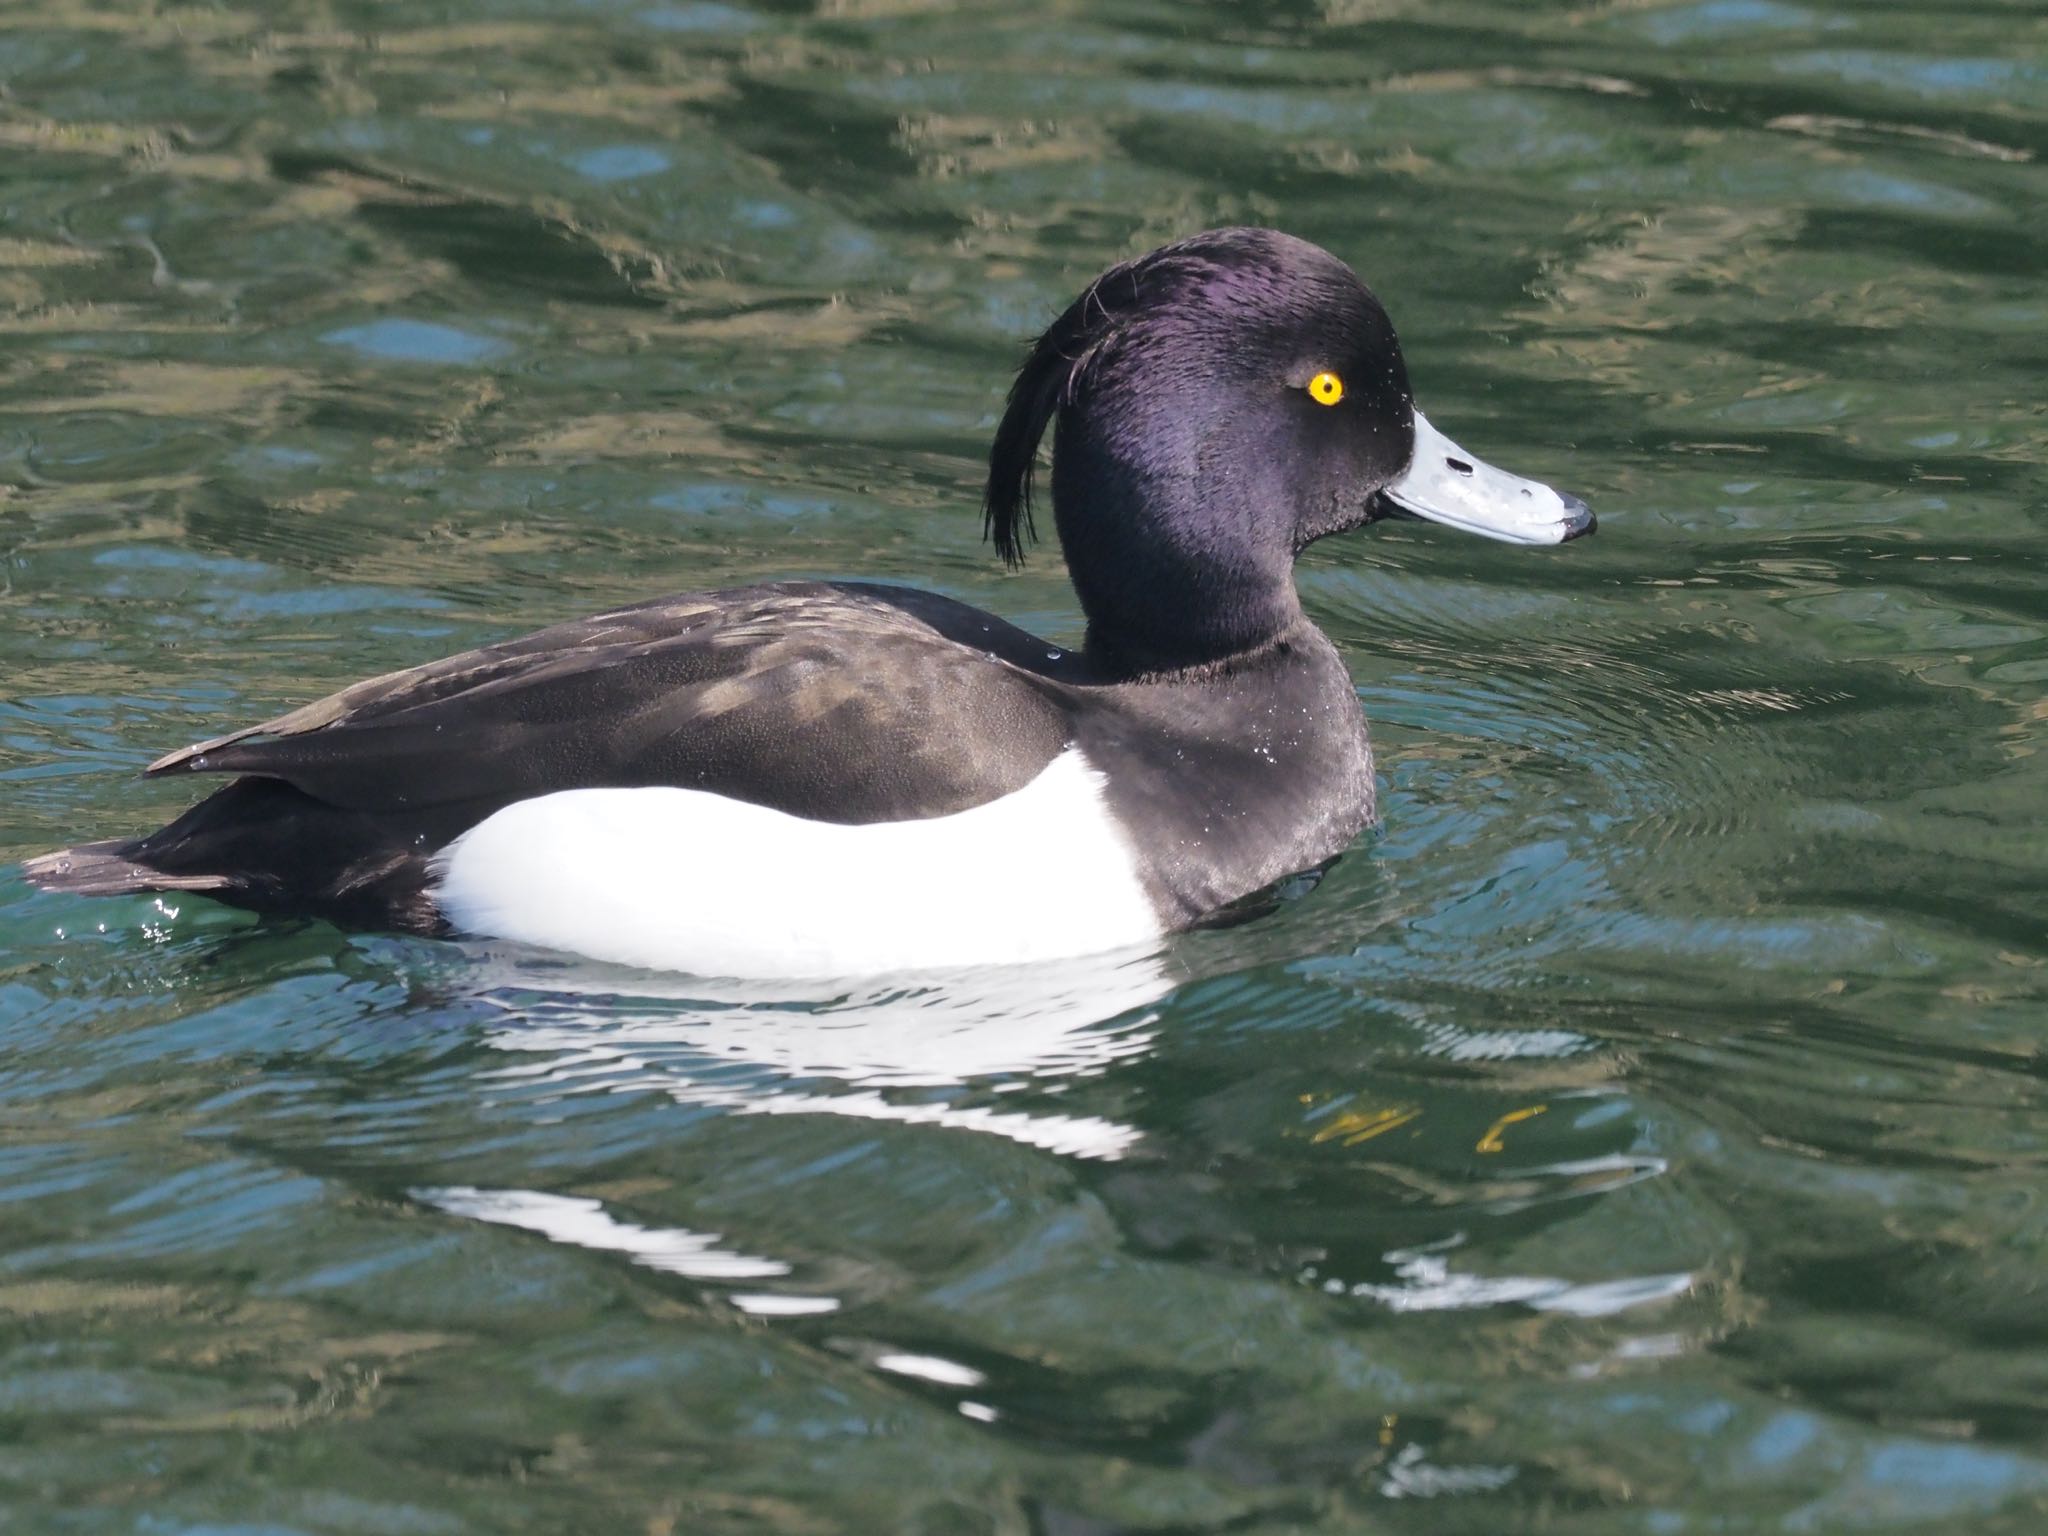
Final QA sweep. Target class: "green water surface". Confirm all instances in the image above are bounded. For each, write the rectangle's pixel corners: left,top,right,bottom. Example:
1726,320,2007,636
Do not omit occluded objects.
3,1,2046,1531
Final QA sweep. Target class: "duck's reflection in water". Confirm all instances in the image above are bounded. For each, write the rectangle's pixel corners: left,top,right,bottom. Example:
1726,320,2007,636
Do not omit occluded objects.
411,944,1175,1323
448,940,1178,1160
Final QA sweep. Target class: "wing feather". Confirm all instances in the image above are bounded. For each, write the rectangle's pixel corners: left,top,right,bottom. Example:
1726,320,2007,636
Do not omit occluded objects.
144,582,1075,826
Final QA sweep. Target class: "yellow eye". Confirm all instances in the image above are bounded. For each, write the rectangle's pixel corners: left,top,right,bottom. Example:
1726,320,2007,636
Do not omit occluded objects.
1307,370,1345,406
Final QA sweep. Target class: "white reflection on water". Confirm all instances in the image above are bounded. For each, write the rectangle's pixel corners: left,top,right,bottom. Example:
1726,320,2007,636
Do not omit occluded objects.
1413,1020,1589,1060
1378,1442,1518,1500
455,941,1175,1161
729,1293,842,1317
415,1184,790,1279
873,1352,987,1388
1344,1235,1694,1317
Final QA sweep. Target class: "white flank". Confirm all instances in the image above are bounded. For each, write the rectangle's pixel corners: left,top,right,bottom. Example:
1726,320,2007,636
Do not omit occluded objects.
431,749,1162,978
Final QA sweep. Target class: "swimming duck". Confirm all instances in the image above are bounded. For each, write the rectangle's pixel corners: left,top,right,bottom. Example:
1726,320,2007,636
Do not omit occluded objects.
26,228,1593,976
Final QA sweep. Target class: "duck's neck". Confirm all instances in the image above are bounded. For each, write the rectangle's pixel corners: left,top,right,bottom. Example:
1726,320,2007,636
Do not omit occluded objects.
1052,420,1304,678
1082,604,1317,680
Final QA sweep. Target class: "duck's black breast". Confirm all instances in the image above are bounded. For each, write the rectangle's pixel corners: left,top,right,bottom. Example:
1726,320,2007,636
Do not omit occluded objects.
1072,625,1374,926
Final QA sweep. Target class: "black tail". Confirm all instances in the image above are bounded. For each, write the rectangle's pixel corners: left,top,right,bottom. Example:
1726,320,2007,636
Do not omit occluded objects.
22,839,231,897
23,776,459,933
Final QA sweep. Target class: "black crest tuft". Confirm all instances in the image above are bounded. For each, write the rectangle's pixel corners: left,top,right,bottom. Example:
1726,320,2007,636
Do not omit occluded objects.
981,285,1100,567
982,237,1209,567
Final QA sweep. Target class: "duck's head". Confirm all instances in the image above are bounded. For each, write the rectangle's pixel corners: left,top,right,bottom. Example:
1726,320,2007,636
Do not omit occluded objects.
985,227,1593,670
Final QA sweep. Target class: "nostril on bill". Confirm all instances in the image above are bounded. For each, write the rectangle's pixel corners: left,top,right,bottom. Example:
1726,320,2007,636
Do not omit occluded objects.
1446,457,1473,475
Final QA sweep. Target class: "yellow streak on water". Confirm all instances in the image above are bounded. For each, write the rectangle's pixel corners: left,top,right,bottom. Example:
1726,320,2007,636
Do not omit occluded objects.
1312,1104,1424,1146
1476,1104,1549,1154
